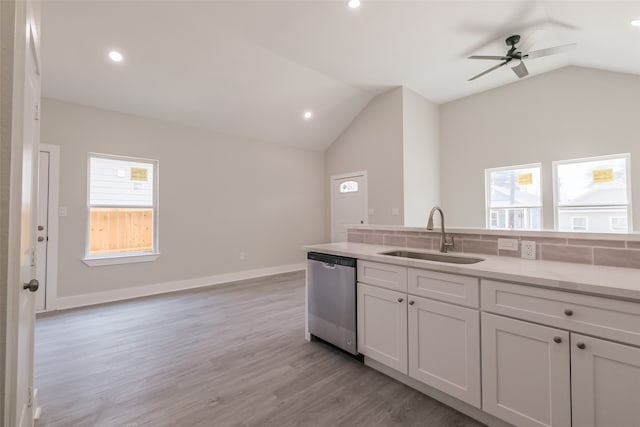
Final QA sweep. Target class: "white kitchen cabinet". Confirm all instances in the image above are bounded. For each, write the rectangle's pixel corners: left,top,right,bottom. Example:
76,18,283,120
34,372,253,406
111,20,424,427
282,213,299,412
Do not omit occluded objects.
571,334,640,427
408,268,479,308
357,282,408,374
481,313,571,427
357,260,407,292
408,295,481,407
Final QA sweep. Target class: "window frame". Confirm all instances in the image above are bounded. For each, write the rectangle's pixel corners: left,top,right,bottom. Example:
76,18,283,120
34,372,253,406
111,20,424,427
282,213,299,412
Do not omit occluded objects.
83,153,160,267
552,153,632,233
485,162,543,230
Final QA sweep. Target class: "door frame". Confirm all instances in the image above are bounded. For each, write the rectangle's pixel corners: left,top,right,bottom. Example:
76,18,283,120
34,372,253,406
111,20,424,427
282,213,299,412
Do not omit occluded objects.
38,144,60,311
330,170,369,243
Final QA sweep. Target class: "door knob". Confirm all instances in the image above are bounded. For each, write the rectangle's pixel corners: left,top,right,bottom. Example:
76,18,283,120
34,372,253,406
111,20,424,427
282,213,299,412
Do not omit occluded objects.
553,336,562,344
37,236,45,242
38,225,44,231
23,279,39,292
576,342,586,350
408,300,415,305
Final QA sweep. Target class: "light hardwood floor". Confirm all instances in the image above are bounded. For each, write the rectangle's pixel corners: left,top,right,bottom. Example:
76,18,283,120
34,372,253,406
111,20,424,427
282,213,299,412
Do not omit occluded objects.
35,272,485,427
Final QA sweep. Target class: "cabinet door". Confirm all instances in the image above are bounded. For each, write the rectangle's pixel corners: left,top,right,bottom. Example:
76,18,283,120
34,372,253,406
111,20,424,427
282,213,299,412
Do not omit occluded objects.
481,313,571,427
571,334,640,427
408,296,481,407
357,283,407,374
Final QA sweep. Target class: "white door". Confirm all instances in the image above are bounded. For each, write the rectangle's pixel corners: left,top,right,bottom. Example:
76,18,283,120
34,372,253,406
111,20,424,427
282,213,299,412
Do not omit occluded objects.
10,15,42,427
571,334,640,427
481,313,571,427
35,151,49,311
331,172,367,242
408,296,481,407
357,283,407,374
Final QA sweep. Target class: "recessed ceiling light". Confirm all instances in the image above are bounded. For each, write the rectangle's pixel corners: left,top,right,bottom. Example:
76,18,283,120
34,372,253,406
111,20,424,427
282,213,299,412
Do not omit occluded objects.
108,51,123,62
348,0,361,9
631,19,640,27
303,111,313,120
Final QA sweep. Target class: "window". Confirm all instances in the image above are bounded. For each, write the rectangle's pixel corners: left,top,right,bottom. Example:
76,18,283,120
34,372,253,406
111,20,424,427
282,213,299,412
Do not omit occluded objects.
340,181,359,193
554,154,631,233
485,164,542,230
85,153,159,265
610,216,628,232
571,216,588,231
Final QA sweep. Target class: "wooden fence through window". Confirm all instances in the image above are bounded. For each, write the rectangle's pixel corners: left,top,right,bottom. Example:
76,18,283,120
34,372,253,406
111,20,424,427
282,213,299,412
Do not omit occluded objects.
89,208,153,254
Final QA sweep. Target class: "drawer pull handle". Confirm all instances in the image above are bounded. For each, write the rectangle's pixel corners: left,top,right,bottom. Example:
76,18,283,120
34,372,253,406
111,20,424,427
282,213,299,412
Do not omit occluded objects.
553,336,562,344
564,309,574,316
397,298,404,303
577,342,586,350
408,300,415,305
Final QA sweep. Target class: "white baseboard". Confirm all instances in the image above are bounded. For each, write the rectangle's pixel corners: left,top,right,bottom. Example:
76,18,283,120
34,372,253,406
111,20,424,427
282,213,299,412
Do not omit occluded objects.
51,263,305,311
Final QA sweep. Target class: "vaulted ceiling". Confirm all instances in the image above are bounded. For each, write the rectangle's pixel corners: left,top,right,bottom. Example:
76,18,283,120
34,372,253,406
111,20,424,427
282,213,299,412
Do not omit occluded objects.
41,1,640,151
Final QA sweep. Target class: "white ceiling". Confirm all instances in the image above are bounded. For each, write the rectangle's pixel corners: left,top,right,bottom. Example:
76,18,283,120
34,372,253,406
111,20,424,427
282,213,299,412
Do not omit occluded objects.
41,1,640,151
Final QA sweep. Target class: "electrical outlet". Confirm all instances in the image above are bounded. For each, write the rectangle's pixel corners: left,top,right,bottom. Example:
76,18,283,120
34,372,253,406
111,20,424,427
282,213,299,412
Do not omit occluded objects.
239,251,246,260
521,241,536,259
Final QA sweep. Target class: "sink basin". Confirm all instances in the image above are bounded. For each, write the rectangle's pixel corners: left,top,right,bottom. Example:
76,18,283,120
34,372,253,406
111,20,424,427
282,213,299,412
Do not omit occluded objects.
379,250,484,264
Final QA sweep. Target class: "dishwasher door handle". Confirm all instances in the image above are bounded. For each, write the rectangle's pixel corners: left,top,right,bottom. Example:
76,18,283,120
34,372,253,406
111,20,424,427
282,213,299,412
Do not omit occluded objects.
322,262,337,269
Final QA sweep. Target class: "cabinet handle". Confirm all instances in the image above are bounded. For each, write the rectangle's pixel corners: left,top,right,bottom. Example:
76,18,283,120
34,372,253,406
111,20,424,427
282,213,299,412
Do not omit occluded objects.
397,298,404,303
564,309,573,316
408,300,415,305
577,342,586,350
553,336,562,344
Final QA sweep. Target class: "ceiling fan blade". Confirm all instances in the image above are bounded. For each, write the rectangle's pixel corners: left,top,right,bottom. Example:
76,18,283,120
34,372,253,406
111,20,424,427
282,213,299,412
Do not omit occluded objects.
518,29,547,53
511,61,529,79
468,61,509,81
526,43,576,59
468,55,510,60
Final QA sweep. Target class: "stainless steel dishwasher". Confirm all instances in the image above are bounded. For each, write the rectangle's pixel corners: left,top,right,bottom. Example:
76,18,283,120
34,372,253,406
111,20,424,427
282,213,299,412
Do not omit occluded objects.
307,252,358,355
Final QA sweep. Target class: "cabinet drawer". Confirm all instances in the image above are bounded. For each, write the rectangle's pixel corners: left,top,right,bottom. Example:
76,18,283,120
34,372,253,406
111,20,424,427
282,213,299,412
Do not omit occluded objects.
482,280,640,346
409,268,479,308
358,261,407,292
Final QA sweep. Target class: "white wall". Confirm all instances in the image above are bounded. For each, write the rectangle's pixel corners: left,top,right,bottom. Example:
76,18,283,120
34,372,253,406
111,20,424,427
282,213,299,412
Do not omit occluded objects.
41,98,325,298
324,87,405,238
402,87,440,227
440,66,640,230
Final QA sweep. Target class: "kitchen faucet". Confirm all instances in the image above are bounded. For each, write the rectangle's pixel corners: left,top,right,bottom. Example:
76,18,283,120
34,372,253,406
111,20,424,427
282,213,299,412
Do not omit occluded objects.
427,206,454,253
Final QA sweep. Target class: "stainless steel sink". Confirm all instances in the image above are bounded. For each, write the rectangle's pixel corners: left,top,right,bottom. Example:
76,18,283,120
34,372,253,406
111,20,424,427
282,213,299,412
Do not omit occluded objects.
379,250,484,264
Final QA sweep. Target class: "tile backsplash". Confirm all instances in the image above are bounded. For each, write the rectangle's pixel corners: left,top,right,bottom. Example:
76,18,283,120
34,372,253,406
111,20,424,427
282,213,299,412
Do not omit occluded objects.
347,228,640,269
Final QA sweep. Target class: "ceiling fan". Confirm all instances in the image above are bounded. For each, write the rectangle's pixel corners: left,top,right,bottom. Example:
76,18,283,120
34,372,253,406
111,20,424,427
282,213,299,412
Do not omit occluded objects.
468,33,575,81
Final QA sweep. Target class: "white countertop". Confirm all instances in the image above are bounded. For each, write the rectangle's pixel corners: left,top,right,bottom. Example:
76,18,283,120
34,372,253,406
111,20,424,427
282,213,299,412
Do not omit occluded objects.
304,242,640,301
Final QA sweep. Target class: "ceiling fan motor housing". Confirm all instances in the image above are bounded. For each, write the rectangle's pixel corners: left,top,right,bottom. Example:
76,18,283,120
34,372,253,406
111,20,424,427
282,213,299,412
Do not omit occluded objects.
506,34,521,47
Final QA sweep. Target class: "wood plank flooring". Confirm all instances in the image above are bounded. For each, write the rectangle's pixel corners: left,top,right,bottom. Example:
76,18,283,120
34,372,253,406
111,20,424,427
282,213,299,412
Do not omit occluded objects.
35,272,484,427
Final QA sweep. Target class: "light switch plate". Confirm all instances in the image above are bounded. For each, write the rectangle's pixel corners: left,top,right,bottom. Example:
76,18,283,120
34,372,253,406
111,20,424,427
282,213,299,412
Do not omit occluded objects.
58,206,68,217
498,238,518,251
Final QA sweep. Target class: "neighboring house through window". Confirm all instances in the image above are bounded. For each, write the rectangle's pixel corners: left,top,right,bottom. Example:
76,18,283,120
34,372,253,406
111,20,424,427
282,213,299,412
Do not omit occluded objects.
485,163,542,230
84,153,159,266
554,154,631,233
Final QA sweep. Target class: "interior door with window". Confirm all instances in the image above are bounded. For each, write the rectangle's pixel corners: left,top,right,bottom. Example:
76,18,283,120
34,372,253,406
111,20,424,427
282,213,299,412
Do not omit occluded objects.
331,172,368,242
